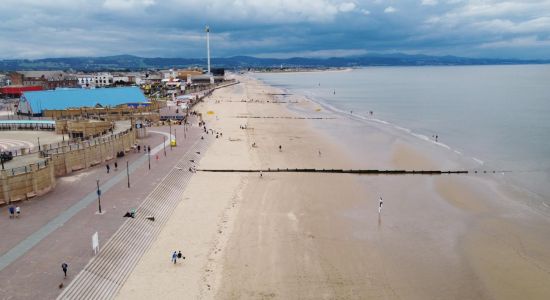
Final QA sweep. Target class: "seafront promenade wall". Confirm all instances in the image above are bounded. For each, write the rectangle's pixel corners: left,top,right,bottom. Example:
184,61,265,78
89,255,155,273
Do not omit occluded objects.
47,128,136,177
0,128,136,204
0,159,56,204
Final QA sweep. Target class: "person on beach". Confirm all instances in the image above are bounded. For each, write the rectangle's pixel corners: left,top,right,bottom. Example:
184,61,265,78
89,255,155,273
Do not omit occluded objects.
137,145,141,152
435,135,438,142
114,161,118,170
279,145,282,152
61,262,68,278
8,205,15,218
15,206,20,217
378,197,383,214
318,150,322,156
172,251,178,264
106,164,110,173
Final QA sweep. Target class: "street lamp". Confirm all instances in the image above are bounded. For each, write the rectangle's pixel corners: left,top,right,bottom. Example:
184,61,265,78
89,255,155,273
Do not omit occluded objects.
96,179,102,214
148,146,151,170
169,120,173,150
127,161,130,188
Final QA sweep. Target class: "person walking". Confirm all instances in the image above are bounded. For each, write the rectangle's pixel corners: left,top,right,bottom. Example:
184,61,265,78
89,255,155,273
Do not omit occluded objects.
378,197,383,214
172,251,177,264
279,145,282,152
61,262,68,278
8,205,15,219
114,161,118,170
147,145,151,153
15,206,20,218
106,164,110,173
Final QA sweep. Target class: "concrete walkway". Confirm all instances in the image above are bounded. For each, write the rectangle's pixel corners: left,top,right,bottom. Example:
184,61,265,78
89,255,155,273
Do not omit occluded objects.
0,123,205,299
58,136,210,299
0,131,173,272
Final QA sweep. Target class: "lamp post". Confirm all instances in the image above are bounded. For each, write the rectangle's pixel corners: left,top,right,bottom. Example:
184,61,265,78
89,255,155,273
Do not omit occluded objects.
163,136,166,156
169,120,173,150
96,179,102,214
127,161,130,188
148,147,151,170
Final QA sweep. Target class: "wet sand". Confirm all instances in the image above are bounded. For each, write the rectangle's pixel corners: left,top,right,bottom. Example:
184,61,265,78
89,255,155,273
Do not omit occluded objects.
116,75,550,299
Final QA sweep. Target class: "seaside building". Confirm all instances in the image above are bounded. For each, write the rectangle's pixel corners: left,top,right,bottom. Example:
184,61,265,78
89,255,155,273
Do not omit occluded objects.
94,72,114,87
0,85,43,98
0,74,10,87
161,69,178,80
113,75,131,85
17,86,148,116
177,69,203,81
76,74,95,88
8,71,78,90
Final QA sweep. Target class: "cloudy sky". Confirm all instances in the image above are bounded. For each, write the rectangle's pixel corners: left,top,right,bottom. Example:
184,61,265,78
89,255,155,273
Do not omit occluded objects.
1,0,549,59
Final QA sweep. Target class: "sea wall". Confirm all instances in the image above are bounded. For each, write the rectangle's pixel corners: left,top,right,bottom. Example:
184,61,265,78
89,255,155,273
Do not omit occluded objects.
47,128,136,177
0,159,56,204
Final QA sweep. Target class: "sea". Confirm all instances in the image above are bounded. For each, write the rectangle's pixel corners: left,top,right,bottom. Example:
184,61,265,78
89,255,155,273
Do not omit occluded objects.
252,65,550,209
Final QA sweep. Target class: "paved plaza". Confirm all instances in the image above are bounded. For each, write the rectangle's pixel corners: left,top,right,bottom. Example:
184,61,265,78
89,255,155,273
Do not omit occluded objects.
0,120,204,299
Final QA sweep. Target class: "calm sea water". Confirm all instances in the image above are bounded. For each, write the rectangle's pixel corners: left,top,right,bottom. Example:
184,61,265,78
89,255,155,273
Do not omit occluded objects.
253,65,550,201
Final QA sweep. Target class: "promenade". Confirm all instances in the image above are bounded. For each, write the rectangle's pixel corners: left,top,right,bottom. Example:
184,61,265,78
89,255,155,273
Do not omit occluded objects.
0,121,205,299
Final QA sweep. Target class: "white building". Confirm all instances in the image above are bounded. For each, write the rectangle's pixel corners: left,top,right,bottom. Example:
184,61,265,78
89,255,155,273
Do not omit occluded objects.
160,69,178,80
0,74,11,86
76,75,94,88
113,76,130,84
94,72,113,87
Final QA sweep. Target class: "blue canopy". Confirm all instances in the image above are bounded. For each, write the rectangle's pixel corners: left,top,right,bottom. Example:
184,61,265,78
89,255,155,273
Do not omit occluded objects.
19,87,148,114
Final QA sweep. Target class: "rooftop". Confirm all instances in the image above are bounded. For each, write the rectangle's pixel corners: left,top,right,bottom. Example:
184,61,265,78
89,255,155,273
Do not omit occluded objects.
20,87,148,114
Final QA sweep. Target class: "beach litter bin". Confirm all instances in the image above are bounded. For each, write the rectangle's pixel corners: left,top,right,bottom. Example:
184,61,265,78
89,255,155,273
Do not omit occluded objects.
170,139,177,147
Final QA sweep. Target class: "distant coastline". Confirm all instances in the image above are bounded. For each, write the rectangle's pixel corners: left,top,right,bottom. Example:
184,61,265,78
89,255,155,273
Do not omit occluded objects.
0,53,548,72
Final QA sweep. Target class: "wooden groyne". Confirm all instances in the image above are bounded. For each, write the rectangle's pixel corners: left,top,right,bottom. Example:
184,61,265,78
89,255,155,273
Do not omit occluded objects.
197,168,468,175
233,116,335,120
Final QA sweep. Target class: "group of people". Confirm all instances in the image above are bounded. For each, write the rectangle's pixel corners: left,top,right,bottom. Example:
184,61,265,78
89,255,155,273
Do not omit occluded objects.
105,161,118,173
171,250,185,264
203,126,223,139
133,144,152,153
7,205,21,218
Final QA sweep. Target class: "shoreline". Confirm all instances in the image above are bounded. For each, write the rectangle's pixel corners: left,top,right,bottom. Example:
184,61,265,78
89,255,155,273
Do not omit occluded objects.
251,71,550,216
116,74,550,299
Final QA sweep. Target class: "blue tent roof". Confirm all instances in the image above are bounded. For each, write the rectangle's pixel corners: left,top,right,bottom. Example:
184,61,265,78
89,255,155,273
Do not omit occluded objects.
20,87,148,114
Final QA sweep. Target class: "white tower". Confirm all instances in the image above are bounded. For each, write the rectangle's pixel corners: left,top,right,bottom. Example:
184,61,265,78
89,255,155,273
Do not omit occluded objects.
205,25,211,75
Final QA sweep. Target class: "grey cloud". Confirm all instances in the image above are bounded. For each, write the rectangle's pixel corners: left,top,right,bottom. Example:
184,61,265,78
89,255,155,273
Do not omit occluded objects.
0,0,549,59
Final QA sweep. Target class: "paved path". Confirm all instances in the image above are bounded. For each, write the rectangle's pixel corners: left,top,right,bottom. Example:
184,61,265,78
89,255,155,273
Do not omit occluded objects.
0,124,206,299
58,135,210,299
0,132,174,273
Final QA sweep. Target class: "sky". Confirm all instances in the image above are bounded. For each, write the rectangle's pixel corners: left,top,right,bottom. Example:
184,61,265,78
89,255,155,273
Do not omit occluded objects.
0,0,549,60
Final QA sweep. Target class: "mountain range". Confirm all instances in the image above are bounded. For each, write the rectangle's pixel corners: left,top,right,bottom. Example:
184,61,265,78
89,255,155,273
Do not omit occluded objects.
0,54,548,71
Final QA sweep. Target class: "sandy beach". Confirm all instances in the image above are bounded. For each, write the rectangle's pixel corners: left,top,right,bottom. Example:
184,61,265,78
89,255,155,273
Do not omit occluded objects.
116,75,550,299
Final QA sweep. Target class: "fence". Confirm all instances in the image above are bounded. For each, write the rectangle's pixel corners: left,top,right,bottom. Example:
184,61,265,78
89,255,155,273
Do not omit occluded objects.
44,129,137,177
0,158,55,204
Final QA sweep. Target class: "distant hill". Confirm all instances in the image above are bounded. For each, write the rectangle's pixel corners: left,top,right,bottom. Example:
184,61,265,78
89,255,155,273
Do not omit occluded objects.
0,54,548,71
